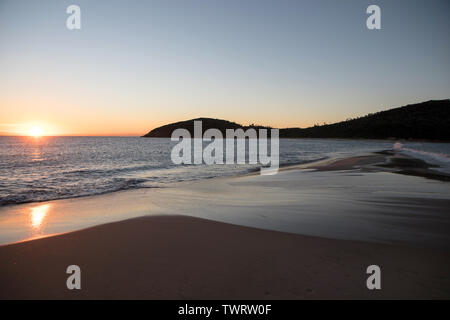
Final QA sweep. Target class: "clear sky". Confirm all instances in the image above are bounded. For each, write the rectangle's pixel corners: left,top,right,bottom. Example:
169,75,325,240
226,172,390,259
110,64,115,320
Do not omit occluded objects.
0,0,449,136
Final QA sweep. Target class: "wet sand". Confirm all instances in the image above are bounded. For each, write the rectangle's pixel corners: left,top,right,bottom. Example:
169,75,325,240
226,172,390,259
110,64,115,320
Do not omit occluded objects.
0,215,449,299
303,149,450,181
0,152,449,299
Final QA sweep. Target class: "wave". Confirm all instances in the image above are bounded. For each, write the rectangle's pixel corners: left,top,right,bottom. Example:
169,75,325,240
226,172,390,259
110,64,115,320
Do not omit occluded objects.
0,157,328,206
60,164,168,177
0,178,155,206
398,146,450,173
401,147,450,162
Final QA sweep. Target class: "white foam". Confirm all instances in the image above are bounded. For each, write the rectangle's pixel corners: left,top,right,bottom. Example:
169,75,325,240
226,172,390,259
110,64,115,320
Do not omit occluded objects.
399,146,450,174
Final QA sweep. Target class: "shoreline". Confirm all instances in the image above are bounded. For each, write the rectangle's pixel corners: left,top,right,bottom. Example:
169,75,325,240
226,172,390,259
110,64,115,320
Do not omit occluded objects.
0,151,449,247
1,146,449,209
0,151,449,299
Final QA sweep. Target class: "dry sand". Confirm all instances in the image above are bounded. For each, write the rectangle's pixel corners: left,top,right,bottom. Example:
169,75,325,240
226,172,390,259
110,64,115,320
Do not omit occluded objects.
0,215,449,299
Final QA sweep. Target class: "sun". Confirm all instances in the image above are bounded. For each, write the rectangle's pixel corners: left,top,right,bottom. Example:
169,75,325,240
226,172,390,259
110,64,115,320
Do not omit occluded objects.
28,126,44,137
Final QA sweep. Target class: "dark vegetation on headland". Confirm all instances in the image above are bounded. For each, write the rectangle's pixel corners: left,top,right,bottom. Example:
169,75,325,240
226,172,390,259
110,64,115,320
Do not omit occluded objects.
143,100,450,141
143,118,271,138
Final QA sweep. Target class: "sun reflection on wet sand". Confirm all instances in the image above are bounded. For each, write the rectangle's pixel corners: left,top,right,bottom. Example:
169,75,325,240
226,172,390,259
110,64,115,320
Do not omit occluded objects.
30,204,51,230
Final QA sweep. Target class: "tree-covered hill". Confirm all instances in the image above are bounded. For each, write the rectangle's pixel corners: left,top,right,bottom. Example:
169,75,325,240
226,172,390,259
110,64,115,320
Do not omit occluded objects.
143,100,450,141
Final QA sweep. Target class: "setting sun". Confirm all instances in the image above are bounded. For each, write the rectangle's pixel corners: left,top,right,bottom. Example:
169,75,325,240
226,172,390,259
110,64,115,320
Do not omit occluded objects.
28,126,44,137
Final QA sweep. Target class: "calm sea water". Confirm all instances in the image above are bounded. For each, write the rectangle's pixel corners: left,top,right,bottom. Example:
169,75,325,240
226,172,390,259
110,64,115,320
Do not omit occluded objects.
0,136,449,206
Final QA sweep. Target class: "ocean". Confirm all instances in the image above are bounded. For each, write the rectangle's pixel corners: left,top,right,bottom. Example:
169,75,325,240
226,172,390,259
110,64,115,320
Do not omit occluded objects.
1,136,449,206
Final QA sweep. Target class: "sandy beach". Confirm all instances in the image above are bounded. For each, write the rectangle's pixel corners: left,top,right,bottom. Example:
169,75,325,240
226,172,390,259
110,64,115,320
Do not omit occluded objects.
1,215,449,299
2,0,449,302
0,152,449,299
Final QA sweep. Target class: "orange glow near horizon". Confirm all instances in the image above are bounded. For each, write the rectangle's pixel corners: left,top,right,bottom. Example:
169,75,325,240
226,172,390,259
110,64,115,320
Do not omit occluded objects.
0,107,350,137
0,95,353,136
0,118,321,137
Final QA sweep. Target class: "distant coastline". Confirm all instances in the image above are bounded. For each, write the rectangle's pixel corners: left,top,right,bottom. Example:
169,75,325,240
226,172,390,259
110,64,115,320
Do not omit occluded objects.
143,100,450,141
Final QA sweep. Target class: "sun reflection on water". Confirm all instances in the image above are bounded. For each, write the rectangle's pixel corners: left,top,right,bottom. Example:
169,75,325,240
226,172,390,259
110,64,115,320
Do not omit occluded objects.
30,204,51,229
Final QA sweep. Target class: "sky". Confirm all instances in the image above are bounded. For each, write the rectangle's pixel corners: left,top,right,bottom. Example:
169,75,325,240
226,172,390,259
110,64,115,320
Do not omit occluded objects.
0,0,449,136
